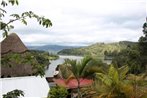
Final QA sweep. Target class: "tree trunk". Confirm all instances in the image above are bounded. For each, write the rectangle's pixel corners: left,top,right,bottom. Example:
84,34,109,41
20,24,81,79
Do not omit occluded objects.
77,79,82,98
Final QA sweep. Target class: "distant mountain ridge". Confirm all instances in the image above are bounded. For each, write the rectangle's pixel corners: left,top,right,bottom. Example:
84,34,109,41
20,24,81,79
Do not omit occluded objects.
27,45,82,53
58,41,137,58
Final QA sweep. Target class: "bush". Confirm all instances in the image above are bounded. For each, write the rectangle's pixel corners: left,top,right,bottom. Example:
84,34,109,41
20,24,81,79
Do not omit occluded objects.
3,89,24,98
48,86,68,98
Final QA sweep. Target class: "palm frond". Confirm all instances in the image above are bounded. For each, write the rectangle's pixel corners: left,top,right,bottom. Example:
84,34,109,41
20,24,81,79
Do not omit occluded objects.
108,65,119,84
64,59,78,78
79,56,92,76
65,74,75,84
118,65,129,80
96,73,112,87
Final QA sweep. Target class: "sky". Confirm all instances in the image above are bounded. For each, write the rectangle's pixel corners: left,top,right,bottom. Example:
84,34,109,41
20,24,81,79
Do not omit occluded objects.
1,0,147,46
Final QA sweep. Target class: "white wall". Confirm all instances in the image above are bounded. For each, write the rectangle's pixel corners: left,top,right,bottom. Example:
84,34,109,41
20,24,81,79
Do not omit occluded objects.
0,76,50,98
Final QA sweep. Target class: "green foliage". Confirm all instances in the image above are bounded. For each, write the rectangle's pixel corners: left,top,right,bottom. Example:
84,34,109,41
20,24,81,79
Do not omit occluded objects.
142,18,147,35
48,52,59,60
62,56,106,98
1,50,50,76
58,41,137,59
112,20,147,74
138,18,147,65
3,89,24,98
60,57,107,80
48,86,68,98
127,73,147,98
82,59,108,79
112,46,146,74
58,48,85,56
59,64,73,79
1,0,18,7
0,0,52,38
63,56,93,98
64,56,93,78
94,65,136,98
86,64,147,98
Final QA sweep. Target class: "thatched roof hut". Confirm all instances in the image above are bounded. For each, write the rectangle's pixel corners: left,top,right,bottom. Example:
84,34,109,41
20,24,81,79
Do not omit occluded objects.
0,33,34,77
0,33,28,55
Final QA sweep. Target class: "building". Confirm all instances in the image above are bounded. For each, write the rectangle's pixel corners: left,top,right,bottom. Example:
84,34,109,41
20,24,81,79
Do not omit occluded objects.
0,76,49,98
0,33,50,98
0,33,38,77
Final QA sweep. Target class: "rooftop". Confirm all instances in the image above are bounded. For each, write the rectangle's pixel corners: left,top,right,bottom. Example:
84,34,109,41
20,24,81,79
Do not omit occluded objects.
0,76,49,98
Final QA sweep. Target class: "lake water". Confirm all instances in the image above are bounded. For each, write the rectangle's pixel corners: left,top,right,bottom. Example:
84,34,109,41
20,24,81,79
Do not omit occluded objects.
45,55,112,77
45,55,83,77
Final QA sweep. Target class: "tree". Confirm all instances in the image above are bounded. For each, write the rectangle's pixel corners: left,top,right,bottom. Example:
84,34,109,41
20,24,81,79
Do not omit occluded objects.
139,17,147,53
3,89,24,98
142,17,147,36
60,57,108,98
112,18,147,74
48,86,68,98
127,73,147,98
64,56,92,98
94,65,132,98
0,0,52,77
1,50,50,77
0,0,52,38
138,17,147,69
94,65,147,98
112,46,144,74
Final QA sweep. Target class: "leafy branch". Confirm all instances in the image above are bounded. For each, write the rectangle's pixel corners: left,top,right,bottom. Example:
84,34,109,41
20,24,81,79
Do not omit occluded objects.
3,89,24,98
0,0,52,38
0,0,19,18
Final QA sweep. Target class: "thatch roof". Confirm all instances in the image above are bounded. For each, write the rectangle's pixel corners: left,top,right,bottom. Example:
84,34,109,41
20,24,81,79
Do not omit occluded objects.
1,64,35,77
0,33,32,77
0,33,28,54
0,51,39,78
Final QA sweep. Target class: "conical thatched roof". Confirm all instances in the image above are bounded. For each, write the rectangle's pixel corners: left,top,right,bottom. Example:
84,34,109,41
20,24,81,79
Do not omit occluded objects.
0,33,28,54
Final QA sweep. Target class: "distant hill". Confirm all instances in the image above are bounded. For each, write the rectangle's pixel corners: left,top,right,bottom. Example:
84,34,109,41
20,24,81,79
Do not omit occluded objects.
27,45,82,53
58,41,137,58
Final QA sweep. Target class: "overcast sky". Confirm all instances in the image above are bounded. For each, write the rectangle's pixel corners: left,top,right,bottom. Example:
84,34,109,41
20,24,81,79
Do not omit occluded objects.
1,0,147,46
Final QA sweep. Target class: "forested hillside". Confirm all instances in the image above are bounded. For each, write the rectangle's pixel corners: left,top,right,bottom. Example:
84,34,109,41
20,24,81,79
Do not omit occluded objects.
27,45,81,53
58,41,137,58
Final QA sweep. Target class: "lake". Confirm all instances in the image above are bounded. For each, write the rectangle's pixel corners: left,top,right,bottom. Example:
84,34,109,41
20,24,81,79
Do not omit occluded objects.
45,55,112,77
45,55,83,77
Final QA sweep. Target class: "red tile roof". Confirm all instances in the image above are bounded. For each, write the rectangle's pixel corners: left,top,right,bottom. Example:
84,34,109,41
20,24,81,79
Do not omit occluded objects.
53,78,93,89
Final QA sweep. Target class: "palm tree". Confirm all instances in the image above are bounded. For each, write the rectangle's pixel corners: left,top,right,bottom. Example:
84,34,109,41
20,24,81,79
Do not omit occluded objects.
127,73,147,98
59,57,108,98
94,65,147,98
64,56,93,98
94,65,134,98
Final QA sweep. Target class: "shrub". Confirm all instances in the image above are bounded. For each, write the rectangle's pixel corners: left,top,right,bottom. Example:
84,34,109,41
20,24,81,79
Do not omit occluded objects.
48,86,68,98
3,89,24,98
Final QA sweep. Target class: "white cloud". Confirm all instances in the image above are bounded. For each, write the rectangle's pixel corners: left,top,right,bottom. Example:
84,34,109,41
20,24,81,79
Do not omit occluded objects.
1,0,146,46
